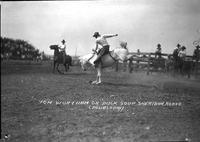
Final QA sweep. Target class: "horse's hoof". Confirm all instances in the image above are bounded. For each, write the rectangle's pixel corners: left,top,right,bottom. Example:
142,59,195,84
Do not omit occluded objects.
91,81,98,84
96,82,102,85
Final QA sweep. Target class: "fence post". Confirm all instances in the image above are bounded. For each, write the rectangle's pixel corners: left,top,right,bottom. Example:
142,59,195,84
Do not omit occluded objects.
147,53,151,75
195,61,199,76
123,60,127,72
128,58,133,73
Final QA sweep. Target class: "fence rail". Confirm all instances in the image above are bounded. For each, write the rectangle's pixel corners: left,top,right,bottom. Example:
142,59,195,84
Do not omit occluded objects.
116,52,200,76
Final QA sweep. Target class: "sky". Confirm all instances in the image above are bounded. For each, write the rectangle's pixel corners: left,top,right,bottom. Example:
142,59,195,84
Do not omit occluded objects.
1,0,200,56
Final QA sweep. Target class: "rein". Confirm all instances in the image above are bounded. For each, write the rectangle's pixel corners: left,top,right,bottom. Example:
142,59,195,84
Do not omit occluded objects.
87,50,97,62
109,51,118,62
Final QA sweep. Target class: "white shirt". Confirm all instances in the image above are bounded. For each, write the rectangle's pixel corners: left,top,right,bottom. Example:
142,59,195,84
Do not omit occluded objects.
58,43,66,52
178,50,186,58
155,48,162,53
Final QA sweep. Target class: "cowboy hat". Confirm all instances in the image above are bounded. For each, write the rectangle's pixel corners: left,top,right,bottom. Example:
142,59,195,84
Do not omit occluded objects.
157,44,161,49
176,43,181,47
93,32,100,37
182,46,186,50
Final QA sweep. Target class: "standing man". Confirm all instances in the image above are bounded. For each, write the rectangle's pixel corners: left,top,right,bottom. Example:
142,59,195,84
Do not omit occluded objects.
155,44,162,58
193,44,200,74
92,32,118,66
193,45,200,62
178,46,186,59
173,44,181,60
58,39,67,64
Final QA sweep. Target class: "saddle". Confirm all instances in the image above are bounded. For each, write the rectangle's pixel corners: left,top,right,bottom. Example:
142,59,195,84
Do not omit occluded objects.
54,51,66,61
98,50,117,61
96,51,118,68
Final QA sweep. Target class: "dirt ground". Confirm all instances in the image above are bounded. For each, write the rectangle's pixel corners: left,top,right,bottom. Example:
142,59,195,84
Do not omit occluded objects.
1,61,200,142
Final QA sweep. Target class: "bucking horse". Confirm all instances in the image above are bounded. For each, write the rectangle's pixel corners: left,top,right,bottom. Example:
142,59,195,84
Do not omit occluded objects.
50,45,72,74
79,43,129,84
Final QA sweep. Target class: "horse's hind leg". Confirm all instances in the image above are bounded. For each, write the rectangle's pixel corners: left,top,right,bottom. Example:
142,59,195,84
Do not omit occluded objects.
68,64,70,70
53,61,56,73
97,68,102,84
92,64,102,85
56,64,62,74
67,63,70,70
64,64,68,72
92,69,99,84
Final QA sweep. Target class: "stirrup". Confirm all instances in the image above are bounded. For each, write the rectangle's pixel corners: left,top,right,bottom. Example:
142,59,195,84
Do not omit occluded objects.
94,63,98,68
94,59,100,64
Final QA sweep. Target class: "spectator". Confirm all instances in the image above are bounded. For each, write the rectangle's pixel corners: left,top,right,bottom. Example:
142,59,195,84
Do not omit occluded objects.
193,45,200,62
178,46,186,59
155,43,162,58
173,43,181,60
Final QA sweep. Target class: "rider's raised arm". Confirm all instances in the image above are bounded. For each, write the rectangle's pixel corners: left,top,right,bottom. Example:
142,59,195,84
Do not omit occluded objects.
103,34,118,38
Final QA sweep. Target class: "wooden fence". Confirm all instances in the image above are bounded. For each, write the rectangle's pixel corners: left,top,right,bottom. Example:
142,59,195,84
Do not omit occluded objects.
115,52,200,76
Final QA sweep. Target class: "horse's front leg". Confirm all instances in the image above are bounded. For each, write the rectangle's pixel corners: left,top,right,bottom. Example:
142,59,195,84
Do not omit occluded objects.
97,66,102,84
92,76,99,84
92,64,102,85
92,69,99,84
53,61,56,73
64,63,68,72
56,64,62,74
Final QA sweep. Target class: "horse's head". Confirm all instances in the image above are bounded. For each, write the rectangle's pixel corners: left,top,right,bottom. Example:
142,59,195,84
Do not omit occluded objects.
50,45,59,51
79,53,95,71
79,58,88,71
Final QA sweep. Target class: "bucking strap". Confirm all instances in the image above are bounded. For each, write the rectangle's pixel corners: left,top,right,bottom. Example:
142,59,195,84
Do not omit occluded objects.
87,53,96,62
109,52,118,62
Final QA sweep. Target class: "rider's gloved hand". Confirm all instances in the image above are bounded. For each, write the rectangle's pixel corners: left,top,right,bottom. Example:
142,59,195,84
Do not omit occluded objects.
115,34,118,36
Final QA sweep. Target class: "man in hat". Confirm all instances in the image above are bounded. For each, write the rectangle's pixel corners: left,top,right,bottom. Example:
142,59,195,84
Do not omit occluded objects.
178,46,186,59
193,45,200,62
93,32,118,66
155,44,162,58
58,39,67,64
173,44,181,61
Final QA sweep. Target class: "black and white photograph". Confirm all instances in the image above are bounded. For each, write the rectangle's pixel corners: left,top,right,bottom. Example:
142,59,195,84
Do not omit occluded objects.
1,0,200,141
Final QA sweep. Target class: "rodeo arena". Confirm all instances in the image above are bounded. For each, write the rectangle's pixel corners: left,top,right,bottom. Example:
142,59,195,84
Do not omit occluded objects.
1,1,200,142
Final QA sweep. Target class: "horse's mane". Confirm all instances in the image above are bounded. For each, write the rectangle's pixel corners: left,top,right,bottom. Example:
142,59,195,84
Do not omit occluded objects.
50,45,59,49
50,45,58,47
